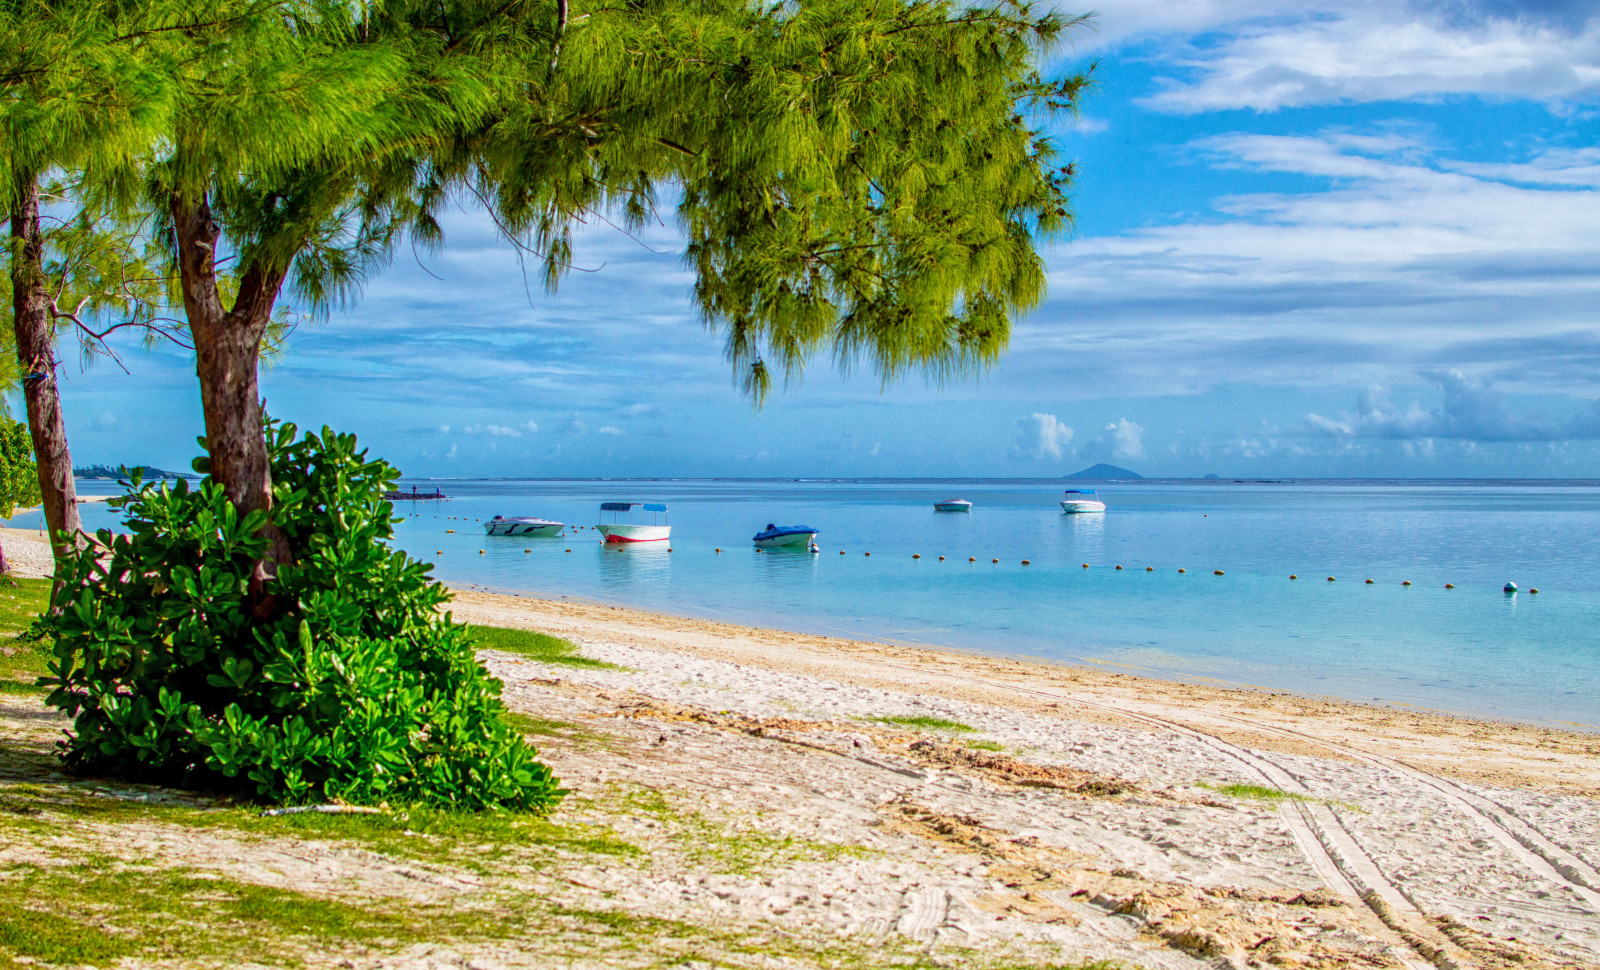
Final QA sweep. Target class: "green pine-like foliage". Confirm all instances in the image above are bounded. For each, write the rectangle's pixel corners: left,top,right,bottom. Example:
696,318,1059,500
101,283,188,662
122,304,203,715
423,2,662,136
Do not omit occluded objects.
0,418,41,519
40,421,562,811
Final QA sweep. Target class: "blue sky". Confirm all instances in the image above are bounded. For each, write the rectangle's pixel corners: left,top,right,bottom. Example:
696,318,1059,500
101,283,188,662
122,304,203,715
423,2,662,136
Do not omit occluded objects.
64,0,1600,478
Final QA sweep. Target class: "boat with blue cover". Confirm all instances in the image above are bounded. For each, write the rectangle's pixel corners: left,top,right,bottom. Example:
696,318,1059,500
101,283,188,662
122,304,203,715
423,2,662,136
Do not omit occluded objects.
1060,489,1107,514
753,523,819,550
597,502,671,543
933,499,972,512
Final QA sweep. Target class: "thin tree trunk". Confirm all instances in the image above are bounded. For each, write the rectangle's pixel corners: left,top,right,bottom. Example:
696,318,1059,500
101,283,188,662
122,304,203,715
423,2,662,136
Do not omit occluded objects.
9,175,81,592
169,193,291,618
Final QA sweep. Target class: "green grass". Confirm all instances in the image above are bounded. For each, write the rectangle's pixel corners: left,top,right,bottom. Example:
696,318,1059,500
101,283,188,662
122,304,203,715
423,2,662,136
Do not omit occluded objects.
0,862,427,967
1201,782,1310,802
869,714,977,733
614,785,873,876
962,739,1006,752
0,577,51,690
469,625,618,669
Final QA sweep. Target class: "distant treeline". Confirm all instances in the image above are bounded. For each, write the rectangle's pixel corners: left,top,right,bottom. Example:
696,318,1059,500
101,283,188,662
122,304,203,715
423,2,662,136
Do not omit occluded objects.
74,464,193,480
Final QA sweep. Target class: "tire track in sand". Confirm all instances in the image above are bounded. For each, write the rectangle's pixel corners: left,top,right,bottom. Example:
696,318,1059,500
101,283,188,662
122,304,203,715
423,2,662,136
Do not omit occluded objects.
1198,711,1600,913
873,662,1468,970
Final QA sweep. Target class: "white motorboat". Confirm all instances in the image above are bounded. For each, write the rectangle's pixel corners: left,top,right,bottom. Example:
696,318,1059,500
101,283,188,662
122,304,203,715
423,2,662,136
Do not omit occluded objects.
1060,489,1107,514
484,515,564,537
933,499,972,512
596,502,671,543
753,523,819,550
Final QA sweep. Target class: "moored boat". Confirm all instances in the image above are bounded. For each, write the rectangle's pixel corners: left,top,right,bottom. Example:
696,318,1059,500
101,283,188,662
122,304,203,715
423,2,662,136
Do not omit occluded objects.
484,515,565,537
933,499,972,512
1060,489,1107,514
596,502,671,543
753,523,819,550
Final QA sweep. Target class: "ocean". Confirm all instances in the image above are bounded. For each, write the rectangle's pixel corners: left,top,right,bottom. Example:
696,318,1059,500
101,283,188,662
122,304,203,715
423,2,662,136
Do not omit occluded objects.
33,477,1600,730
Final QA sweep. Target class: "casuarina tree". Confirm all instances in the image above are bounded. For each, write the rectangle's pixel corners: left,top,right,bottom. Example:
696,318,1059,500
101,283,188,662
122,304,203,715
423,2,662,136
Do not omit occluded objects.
1,1,174,581
142,0,1089,620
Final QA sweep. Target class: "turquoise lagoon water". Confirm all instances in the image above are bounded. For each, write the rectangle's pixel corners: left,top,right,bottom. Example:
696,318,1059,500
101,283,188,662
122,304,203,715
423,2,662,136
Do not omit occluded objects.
37,478,1600,730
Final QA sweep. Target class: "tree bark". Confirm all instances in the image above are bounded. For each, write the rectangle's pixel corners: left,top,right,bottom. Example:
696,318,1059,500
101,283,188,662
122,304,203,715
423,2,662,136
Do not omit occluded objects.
169,193,291,618
9,175,81,589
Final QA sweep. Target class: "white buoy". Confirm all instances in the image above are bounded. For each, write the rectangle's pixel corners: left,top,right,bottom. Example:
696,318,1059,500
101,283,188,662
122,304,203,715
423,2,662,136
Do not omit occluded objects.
1504,582,1518,593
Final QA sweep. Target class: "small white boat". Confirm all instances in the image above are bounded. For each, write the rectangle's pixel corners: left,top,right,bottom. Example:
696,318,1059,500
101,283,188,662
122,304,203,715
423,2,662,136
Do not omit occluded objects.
484,515,564,537
753,523,818,550
933,499,972,512
596,502,671,543
1060,489,1107,514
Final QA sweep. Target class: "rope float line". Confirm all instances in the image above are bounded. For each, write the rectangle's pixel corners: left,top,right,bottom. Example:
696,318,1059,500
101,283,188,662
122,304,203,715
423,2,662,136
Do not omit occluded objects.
435,539,1521,593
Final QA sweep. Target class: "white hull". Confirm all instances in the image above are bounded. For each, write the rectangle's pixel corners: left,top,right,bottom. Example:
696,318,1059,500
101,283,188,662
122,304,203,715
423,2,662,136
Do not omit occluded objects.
1060,500,1107,514
754,531,816,549
933,501,972,512
597,523,671,543
485,519,564,537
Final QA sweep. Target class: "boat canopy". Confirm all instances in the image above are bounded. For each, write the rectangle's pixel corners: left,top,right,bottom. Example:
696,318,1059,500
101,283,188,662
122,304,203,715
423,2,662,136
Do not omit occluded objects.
1063,489,1097,495
600,501,667,512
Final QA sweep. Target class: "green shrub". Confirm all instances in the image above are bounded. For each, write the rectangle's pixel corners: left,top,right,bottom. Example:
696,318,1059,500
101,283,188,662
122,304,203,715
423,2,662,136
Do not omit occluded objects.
39,421,563,812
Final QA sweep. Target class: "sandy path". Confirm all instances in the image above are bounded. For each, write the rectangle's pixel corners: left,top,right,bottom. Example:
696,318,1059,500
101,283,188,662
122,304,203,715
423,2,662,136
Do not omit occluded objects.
453,588,1600,969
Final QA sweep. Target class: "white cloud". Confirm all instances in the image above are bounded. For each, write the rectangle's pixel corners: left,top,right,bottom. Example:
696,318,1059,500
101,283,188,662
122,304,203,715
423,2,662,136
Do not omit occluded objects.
1110,1,1600,113
522,420,539,433
1027,131,1600,398
560,415,588,436
1089,418,1146,460
618,403,666,417
1013,413,1075,460
1306,371,1600,441
436,424,451,434
461,423,523,437
597,425,624,436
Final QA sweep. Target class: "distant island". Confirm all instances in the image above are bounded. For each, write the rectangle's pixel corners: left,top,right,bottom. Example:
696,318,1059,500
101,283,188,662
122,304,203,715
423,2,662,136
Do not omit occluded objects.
74,464,193,480
1066,463,1143,480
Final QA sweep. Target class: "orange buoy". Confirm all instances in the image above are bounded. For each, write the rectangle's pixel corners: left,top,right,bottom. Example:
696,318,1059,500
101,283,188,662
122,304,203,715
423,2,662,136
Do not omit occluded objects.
839,550,846,555
1082,563,1089,569
969,557,977,562
524,548,531,553
1530,588,1539,594
913,554,921,559
1115,565,1123,570
436,550,443,555
478,550,484,555
1289,574,1298,580
938,556,945,561
716,548,722,553
864,551,871,557
1327,576,1335,582
1146,566,1153,572
1365,579,1373,584
1402,580,1410,585
1178,568,1186,574
1214,569,1224,576
992,558,999,564
1022,560,1030,565
565,548,571,553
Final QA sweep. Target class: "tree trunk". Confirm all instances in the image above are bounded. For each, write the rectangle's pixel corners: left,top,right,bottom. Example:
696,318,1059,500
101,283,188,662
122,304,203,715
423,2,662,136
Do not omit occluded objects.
9,175,81,590
169,193,291,618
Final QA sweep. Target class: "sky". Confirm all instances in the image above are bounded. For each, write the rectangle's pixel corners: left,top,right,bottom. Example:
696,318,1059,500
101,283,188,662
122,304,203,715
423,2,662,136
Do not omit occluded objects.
60,0,1600,479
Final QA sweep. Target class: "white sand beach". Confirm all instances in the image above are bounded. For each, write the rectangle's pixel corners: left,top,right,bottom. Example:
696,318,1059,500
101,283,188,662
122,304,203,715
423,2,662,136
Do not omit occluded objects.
3,527,1597,968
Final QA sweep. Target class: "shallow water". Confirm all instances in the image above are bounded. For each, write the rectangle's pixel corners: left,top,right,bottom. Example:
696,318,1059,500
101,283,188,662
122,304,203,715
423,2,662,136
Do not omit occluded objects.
41,478,1600,730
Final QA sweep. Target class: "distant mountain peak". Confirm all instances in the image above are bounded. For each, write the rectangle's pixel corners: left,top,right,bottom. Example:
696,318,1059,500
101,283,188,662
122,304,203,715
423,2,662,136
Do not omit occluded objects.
1066,463,1142,480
